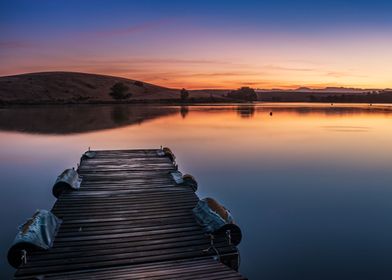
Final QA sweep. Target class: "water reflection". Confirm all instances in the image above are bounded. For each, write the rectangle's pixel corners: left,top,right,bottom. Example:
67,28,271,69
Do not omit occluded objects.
1,103,392,279
180,105,189,119
0,105,178,134
236,105,255,118
2,103,391,135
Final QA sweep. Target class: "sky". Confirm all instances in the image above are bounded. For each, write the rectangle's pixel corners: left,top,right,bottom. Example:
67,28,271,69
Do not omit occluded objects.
1,0,392,89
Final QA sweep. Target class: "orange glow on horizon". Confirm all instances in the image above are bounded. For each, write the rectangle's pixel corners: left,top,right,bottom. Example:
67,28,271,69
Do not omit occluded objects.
2,32,392,90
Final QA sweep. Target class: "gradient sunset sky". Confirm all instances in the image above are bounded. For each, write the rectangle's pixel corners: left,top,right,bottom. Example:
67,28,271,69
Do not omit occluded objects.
1,0,391,89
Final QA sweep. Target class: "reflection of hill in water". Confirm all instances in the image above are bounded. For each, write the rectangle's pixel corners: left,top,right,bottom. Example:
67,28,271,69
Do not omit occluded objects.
0,105,178,135
184,104,392,117
223,104,392,118
1,104,391,135
236,105,255,118
254,104,392,116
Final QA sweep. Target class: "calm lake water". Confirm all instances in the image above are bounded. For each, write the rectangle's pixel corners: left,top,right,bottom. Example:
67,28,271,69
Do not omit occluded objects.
1,103,392,279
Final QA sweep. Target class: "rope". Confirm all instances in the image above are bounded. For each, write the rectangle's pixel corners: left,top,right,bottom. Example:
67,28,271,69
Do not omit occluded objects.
226,229,232,245
203,230,241,269
203,234,221,261
235,244,241,269
226,229,241,269
21,249,27,265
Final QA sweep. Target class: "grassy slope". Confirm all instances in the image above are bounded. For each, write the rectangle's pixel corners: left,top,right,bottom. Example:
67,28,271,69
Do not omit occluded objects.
3,71,387,104
0,72,184,103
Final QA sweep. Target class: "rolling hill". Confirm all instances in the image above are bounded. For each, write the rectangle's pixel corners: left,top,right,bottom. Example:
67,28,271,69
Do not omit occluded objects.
0,72,229,104
1,71,391,104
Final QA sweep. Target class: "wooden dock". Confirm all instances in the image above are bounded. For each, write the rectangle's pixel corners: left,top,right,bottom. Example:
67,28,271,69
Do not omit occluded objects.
14,149,246,279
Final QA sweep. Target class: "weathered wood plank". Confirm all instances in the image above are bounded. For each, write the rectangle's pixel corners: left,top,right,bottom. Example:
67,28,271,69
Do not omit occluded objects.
14,149,244,279
16,258,245,280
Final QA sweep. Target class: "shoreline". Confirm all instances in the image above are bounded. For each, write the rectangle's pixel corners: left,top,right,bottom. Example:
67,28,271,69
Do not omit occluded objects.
1,99,392,107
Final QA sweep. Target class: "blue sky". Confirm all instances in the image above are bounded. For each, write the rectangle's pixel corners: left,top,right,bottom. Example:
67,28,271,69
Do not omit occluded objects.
1,0,391,88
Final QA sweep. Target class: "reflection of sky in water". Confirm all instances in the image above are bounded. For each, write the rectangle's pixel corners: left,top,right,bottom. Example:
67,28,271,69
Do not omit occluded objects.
1,103,392,279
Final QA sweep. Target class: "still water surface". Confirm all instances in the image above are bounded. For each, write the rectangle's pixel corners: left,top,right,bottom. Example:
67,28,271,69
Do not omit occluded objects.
1,103,392,279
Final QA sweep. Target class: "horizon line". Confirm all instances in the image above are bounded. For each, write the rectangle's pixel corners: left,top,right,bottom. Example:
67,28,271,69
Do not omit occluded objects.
1,70,391,91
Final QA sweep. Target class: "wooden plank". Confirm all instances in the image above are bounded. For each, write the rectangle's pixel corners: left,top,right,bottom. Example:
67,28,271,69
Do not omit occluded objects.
15,258,246,280
13,149,244,279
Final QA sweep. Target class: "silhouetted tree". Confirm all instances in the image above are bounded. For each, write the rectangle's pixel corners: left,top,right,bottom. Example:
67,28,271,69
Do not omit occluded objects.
109,82,132,100
180,88,189,101
227,87,257,101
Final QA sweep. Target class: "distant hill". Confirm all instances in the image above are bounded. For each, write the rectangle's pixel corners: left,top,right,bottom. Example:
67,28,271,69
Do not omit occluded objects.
1,71,391,104
257,86,377,94
256,87,392,103
0,72,184,104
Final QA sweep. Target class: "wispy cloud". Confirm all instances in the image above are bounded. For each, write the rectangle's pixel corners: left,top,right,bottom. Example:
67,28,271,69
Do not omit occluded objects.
264,64,316,72
93,19,173,37
0,40,35,50
79,57,237,66
326,71,367,78
162,71,263,78
130,58,233,65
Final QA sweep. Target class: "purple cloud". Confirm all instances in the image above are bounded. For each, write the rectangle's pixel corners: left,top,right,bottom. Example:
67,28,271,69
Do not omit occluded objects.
0,40,36,49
